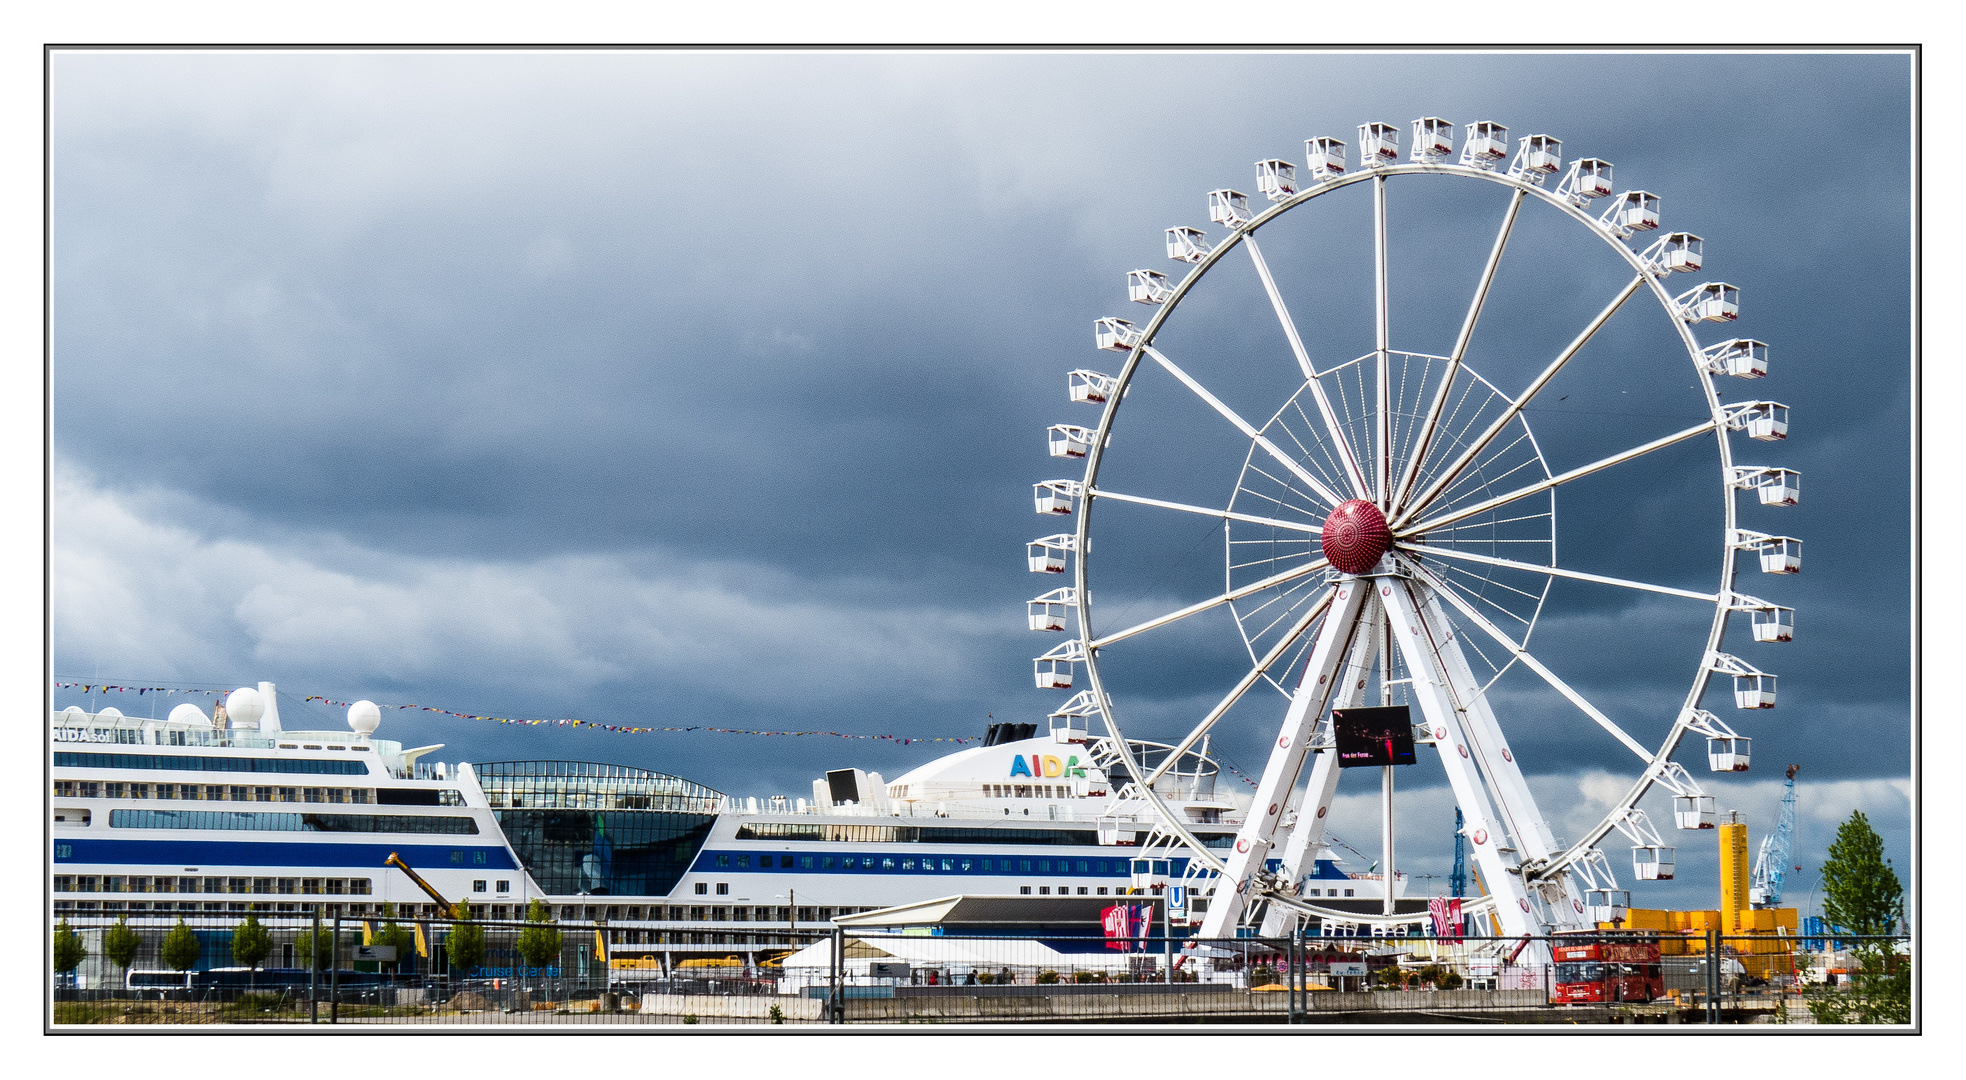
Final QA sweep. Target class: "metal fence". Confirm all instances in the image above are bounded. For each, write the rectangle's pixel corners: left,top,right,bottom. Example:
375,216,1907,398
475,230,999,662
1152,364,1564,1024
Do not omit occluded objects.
48,914,1910,1027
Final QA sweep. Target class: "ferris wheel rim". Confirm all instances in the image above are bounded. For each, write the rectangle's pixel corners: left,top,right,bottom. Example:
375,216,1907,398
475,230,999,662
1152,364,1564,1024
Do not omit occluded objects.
1065,151,1759,893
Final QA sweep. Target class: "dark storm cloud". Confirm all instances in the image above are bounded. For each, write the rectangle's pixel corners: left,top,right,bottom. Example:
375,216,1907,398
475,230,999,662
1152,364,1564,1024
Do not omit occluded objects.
51,51,1911,883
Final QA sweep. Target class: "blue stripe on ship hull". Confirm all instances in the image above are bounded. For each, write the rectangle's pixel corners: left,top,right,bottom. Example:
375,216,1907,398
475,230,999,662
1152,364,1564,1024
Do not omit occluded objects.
52,838,519,871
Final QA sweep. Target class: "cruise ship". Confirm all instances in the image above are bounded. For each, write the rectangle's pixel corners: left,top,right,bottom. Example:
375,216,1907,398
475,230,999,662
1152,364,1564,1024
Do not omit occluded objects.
51,683,1406,954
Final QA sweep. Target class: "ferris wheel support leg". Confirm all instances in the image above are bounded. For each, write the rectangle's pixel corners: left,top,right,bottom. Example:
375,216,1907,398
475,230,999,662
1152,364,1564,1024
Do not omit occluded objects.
1195,580,1372,940
1395,572,1592,931
1254,623,1379,938
1378,579,1563,952
1256,746,1342,937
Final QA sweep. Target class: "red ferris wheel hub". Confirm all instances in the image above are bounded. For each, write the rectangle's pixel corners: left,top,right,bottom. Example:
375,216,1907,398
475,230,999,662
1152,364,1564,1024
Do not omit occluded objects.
1321,499,1393,575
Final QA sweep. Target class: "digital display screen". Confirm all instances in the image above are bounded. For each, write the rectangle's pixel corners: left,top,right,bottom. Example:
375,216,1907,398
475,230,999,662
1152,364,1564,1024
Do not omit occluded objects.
1333,706,1417,768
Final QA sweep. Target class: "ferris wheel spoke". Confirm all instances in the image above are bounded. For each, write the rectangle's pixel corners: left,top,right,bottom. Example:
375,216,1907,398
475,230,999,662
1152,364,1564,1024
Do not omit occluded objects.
1391,189,1526,512
1141,344,1349,509
1089,488,1322,535
1399,543,1719,602
1090,557,1330,650
1393,273,1647,530
1243,236,1374,500
1373,175,1392,506
1408,559,1656,763
1407,419,1715,537
1137,586,1340,788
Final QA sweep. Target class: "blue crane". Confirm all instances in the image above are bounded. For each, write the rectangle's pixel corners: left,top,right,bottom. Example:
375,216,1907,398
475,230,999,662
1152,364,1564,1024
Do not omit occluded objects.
1749,764,1799,907
1451,808,1467,898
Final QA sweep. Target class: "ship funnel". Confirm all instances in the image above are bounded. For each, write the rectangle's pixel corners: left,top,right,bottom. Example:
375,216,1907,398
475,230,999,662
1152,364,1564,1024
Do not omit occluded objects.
258,682,283,733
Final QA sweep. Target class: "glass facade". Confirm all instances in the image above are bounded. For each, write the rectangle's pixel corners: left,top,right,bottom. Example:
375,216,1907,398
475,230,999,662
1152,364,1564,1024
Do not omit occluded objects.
476,762,723,897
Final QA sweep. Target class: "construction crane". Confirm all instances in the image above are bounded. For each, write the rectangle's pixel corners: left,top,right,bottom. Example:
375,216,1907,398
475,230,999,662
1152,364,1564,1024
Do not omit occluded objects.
384,851,454,912
1450,808,1468,898
1748,765,1799,907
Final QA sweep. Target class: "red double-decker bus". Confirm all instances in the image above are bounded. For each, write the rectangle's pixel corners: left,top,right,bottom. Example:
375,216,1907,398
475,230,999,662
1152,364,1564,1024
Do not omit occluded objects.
1551,932,1664,1004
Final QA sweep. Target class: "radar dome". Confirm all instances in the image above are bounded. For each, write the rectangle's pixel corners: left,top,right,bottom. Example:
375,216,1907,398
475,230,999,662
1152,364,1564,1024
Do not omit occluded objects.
225,687,265,730
97,706,123,719
347,700,381,736
168,702,210,726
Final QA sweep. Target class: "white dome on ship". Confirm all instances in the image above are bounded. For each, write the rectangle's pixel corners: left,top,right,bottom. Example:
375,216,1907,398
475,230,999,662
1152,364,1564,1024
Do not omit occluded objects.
97,706,122,719
225,687,265,730
168,702,210,726
347,700,381,736
61,705,85,721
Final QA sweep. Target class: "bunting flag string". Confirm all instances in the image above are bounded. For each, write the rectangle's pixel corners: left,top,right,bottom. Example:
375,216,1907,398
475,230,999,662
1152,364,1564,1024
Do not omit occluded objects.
51,681,980,746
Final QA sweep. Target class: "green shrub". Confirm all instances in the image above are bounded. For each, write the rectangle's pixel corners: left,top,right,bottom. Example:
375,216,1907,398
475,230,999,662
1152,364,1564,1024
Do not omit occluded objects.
53,920,86,976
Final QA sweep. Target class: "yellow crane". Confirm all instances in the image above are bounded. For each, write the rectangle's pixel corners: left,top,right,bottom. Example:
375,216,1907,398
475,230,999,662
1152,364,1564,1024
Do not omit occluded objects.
384,851,453,911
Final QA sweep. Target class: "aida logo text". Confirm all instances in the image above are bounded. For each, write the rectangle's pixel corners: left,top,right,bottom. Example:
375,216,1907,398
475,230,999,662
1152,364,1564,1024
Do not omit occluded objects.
1008,754,1087,779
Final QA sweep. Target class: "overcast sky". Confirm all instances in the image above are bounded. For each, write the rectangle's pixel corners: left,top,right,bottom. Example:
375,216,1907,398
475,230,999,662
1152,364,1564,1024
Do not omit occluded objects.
48,49,1912,913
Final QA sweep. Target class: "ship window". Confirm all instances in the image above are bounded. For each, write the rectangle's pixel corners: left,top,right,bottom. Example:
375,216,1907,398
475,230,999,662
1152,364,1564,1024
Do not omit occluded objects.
941,859,954,871
1037,860,1050,873
1306,888,1319,897
716,854,730,868
980,859,992,872
799,856,813,869
1344,889,1354,897
54,752,370,776
822,857,835,870
882,858,896,871
715,883,729,895
473,880,487,893
1039,886,1050,895
694,883,707,895
780,855,795,868
1096,887,1107,895
279,878,297,894
1020,886,1032,895
1020,860,1033,873
107,809,479,834
497,880,510,893
901,858,916,871
735,854,749,868
960,859,973,872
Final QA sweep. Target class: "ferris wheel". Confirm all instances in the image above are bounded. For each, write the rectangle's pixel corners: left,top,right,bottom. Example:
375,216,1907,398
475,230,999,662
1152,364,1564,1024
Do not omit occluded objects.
1024,118,1798,949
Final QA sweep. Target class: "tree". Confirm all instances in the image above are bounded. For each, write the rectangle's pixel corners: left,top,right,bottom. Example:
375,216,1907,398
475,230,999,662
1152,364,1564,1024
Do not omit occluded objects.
1821,811,1904,937
104,916,142,976
292,927,335,972
1807,810,1910,1025
53,920,86,978
159,919,202,973
231,912,272,991
514,899,564,973
445,901,486,977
